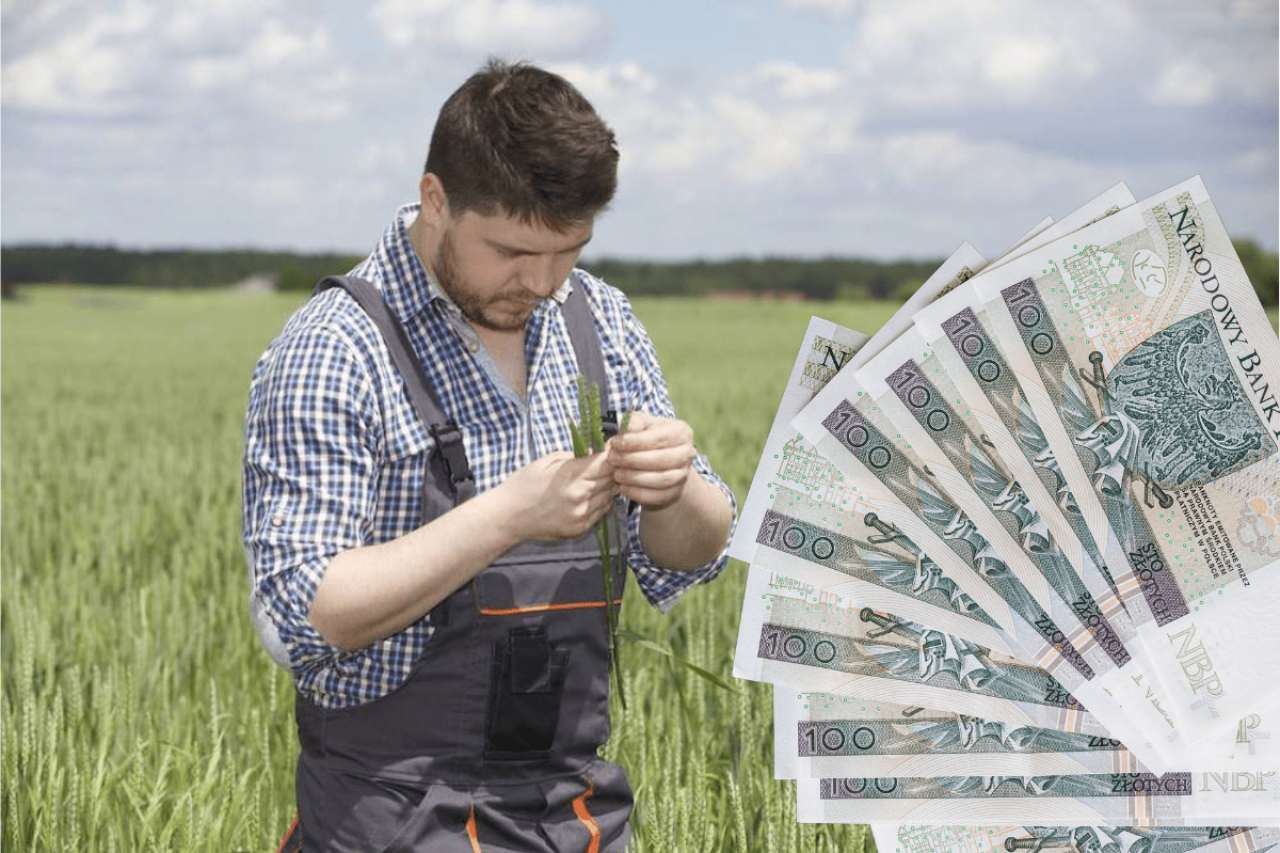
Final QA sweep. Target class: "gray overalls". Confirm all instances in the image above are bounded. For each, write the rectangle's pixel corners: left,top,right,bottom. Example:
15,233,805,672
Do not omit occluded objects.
289,276,632,852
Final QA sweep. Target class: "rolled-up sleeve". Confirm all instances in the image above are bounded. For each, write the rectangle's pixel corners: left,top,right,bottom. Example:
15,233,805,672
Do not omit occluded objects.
242,322,382,671
587,277,739,613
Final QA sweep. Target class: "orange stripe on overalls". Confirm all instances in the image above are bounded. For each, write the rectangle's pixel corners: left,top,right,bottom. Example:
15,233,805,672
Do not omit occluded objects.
476,598,624,616
571,780,601,853
466,802,482,853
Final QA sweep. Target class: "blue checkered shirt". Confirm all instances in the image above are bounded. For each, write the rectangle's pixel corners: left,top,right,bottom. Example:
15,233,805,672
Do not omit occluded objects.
242,204,737,709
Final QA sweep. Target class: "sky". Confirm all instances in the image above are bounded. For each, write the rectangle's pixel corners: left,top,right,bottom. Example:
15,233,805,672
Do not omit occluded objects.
2,0,1276,262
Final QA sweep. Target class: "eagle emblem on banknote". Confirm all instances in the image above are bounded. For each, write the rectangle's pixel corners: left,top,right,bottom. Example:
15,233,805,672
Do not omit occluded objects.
1073,310,1275,493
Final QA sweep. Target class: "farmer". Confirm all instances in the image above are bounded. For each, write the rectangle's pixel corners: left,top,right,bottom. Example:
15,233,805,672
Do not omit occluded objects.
241,59,736,852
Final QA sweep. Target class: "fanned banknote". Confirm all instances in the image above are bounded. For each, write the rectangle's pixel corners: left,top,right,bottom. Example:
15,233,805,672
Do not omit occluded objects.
870,823,1280,853
788,184,1172,768
737,587,1109,737
789,365,1135,746
925,176,1280,744
728,317,871,565
776,692,1149,778
798,772,1280,825
728,175,1280,827
845,327,1173,771
737,486,1016,655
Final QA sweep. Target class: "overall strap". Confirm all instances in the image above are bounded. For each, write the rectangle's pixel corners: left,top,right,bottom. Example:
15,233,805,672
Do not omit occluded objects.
559,283,618,433
313,275,477,504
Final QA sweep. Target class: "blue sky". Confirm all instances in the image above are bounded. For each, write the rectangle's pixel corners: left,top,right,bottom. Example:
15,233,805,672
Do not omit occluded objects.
2,0,1276,262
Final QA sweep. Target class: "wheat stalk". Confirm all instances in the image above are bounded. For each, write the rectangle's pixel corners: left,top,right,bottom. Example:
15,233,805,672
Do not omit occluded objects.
568,374,629,711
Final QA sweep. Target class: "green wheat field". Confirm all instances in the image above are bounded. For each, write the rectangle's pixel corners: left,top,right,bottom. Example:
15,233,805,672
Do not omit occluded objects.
4,287,1277,852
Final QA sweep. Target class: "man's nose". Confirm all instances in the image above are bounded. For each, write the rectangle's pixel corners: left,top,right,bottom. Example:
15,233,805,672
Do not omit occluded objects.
516,254,560,297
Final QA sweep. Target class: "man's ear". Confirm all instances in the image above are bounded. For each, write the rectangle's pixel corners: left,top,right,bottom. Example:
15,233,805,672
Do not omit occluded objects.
418,173,450,229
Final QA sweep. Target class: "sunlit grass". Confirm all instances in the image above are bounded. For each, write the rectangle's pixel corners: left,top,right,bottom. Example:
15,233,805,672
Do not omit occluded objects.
5,285,1277,849
2,286,885,852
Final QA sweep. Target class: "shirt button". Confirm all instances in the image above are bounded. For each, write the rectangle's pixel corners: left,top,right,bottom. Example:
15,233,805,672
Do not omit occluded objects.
469,341,479,354
271,516,284,528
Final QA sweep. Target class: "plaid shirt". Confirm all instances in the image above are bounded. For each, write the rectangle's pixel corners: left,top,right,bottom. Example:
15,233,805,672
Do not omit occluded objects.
242,204,737,709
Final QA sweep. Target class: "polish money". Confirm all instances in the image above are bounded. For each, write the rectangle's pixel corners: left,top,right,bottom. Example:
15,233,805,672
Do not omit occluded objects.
776,692,1149,778
725,174,1280,826
926,176,1280,743
736,587,1108,736
870,823,1280,853
789,362,1134,740
797,772,1280,825
728,317,871,565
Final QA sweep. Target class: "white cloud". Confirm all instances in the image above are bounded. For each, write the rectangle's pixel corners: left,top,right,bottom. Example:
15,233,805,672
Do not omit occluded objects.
782,0,860,15
876,129,1116,207
841,0,1123,106
2,0,351,122
1149,60,1217,106
834,0,1275,111
753,61,843,99
371,0,602,55
981,37,1065,98
547,61,858,185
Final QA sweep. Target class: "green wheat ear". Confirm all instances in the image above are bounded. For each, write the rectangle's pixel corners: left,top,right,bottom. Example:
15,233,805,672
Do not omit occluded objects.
567,374,627,711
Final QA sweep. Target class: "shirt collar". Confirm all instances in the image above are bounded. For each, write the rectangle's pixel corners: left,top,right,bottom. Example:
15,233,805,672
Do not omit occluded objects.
373,202,575,326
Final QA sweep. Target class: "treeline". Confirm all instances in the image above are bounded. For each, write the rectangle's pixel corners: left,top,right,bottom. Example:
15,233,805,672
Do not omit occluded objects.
2,240,1277,305
0,244,364,293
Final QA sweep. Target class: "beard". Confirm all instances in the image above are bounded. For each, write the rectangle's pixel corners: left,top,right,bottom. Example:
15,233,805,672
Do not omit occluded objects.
433,228,539,332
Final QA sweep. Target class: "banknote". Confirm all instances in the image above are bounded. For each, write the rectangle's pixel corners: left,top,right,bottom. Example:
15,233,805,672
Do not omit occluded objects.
853,242,989,373
797,771,1280,825
998,216,1056,262
792,182,1143,677
912,282,1202,769
728,308,1027,656
858,326,1136,670
738,483,1017,655
871,823,1280,853
984,183,1135,275
858,210,1062,372
775,691,1150,778
735,580,1110,737
1226,708,1280,767
728,317,870,565
847,325,1178,772
946,175,1280,742
789,366,1135,740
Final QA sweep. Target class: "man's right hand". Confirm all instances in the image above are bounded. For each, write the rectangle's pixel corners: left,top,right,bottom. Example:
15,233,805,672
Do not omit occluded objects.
310,449,620,650
495,450,619,542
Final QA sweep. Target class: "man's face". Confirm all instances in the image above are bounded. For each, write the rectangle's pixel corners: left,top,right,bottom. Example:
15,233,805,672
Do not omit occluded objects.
431,208,593,332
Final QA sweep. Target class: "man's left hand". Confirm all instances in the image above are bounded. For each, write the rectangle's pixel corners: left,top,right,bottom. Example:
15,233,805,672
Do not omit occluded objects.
606,410,696,510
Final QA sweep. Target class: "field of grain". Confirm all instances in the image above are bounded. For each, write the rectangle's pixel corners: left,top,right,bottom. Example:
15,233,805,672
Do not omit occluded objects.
2,286,909,852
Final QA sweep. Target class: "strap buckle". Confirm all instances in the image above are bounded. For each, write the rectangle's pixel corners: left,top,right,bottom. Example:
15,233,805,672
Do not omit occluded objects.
429,421,474,491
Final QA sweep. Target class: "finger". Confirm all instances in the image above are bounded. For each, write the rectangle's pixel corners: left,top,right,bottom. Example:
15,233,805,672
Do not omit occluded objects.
574,450,617,481
618,482,682,509
610,443,694,473
614,467,687,492
611,415,690,452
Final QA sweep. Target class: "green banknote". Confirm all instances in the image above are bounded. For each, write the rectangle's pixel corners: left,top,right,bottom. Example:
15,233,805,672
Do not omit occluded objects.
736,580,1110,737
735,481,1016,655
871,823,1280,853
775,691,1149,778
790,365,1133,740
922,176,1280,744
847,324,1175,773
729,317,871,565
798,771,1280,825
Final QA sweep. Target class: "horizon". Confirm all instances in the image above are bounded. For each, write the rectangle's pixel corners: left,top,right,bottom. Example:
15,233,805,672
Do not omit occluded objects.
4,1,1277,259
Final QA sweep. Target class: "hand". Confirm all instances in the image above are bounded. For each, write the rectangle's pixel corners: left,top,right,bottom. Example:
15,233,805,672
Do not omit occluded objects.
497,450,618,542
607,410,696,511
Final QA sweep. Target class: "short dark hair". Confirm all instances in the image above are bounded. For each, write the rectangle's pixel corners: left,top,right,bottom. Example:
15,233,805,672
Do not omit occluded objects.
424,59,619,231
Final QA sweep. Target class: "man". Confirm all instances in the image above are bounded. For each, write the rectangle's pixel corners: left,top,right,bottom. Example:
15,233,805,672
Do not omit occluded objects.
242,60,736,852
